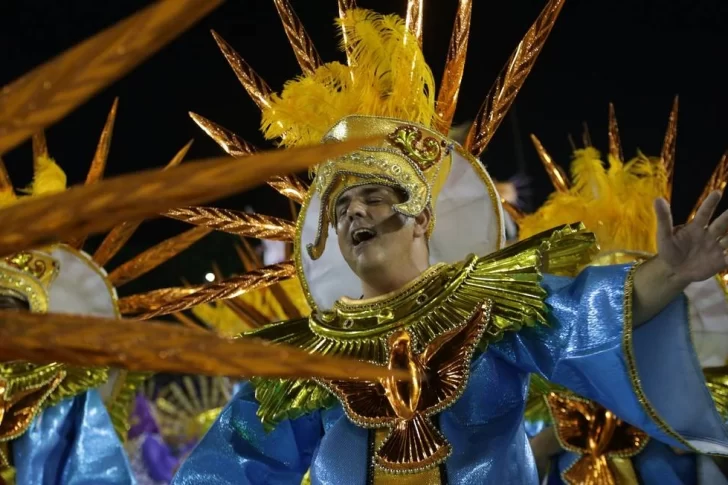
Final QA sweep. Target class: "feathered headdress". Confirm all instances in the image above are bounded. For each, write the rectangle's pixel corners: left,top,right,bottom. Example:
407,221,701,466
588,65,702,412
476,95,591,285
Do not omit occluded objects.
191,0,566,309
519,99,728,263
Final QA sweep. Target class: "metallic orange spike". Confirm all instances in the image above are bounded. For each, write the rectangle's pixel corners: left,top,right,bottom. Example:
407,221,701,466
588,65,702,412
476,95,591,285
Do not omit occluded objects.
0,310,404,381
108,226,211,287
234,243,258,273
0,0,222,155
338,0,358,69
119,286,202,315
567,133,577,153
465,0,566,157
171,312,209,333
137,261,297,320
689,151,728,222
0,158,13,193
434,0,472,134
581,122,592,148
267,176,308,205
68,98,121,250
92,140,193,267
211,31,273,110
164,207,295,241
272,0,323,76
85,97,119,185
662,96,679,200
32,131,49,165
530,134,569,192
241,238,264,269
189,112,309,204
501,200,524,224
405,0,424,49
607,103,624,162
338,0,357,11
222,298,266,329
189,112,257,157
211,262,224,282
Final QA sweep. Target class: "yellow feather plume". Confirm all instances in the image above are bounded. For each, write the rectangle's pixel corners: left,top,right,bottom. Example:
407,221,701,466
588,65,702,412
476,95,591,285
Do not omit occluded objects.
261,8,436,148
519,148,667,254
192,278,310,336
30,155,67,196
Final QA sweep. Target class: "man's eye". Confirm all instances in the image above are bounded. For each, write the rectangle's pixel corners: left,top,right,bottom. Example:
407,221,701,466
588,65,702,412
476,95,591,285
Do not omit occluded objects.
367,198,383,204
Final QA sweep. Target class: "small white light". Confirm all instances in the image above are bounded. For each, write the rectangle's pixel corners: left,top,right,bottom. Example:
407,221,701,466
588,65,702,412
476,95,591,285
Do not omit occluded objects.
205,273,215,282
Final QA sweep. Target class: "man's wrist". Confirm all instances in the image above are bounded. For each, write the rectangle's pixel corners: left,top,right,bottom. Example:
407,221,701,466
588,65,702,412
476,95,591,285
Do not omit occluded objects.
649,256,691,290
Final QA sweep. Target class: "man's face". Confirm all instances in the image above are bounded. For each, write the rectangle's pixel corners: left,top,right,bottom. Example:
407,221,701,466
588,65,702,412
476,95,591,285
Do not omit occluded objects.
334,184,422,277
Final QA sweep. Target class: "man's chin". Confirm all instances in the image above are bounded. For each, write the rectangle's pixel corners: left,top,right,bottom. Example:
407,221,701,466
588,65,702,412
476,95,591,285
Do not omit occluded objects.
352,251,388,275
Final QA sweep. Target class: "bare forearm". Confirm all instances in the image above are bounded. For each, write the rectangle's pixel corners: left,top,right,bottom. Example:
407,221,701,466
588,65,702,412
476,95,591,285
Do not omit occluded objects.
632,257,689,326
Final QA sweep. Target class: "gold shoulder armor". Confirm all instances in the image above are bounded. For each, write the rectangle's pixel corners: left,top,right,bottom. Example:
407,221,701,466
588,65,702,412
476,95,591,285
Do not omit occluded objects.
244,224,597,431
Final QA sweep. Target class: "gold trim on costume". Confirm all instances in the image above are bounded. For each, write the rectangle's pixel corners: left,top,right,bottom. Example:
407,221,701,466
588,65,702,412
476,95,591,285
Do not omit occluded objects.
253,224,596,434
621,263,698,452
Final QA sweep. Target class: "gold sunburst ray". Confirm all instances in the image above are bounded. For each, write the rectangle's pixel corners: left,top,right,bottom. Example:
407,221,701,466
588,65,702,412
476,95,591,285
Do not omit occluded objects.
0,310,407,381
273,0,323,76
234,242,259,273
434,0,472,134
189,112,257,157
92,139,193,267
211,30,273,110
338,0,358,72
530,134,569,192
137,261,296,320
0,0,222,155
189,112,309,204
32,131,49,163
0,158,12,194
165,206,295,241
85,97,119,185
581,121,592,148
68,98,120,250
662,96,679,200
607,102,624,162
171,312,209,333
108,226,212,287
405,0,424,49
119,286,203,316
689,151,728,222
0,137,372,257
464,0,566,157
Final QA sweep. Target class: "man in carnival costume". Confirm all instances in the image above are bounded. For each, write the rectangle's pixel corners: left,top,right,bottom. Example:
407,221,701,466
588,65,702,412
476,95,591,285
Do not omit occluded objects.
521,103,728,484
173,2,728,484
0,153,134,483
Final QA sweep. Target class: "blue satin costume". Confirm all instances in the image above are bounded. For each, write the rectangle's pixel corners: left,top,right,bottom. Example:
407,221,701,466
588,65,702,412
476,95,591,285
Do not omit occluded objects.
173,265,728,484
12,389,135,485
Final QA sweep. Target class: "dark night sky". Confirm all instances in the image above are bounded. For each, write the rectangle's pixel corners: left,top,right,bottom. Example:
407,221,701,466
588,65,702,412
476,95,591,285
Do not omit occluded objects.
0,0,726,294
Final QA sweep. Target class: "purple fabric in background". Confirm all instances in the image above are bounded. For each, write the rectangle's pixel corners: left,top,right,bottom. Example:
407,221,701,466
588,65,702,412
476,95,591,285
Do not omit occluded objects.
129,394,160,440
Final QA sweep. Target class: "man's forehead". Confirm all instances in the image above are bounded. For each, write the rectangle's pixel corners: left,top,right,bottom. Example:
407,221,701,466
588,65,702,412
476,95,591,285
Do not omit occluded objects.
336,184,395,203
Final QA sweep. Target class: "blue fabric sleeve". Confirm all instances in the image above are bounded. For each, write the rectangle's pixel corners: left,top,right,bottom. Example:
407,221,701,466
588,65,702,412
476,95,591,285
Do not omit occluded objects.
13,389,135,485
172,382,323,485
491,264,728,454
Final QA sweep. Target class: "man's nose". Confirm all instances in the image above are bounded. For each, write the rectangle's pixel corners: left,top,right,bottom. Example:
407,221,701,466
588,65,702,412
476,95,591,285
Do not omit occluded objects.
346,200,367,219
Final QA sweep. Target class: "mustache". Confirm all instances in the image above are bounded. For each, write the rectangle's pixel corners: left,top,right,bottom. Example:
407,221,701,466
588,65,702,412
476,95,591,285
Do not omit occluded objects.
348,212,409,238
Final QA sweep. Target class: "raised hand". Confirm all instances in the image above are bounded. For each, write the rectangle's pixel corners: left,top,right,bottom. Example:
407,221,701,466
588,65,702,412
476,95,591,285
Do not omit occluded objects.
655,190,728,284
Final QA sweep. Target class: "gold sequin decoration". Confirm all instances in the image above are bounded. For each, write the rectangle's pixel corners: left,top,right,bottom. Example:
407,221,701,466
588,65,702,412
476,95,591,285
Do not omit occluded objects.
546,392,648,485
250,224,596,430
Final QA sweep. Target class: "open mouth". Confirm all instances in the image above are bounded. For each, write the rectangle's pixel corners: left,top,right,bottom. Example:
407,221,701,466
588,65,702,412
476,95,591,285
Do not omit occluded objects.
351,227,377,247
